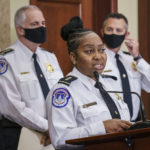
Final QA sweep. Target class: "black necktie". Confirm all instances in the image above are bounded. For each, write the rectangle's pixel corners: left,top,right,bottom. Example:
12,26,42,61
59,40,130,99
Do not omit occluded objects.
115,54,133,117
95,81,121,119
32,53,50,99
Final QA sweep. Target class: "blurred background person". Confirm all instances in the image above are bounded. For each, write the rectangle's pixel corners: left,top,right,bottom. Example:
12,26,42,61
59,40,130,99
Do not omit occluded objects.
101,13,150,121
0,5,63,150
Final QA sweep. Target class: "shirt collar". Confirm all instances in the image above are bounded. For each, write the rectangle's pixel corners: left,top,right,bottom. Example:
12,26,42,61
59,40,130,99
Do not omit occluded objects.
70,67,110,92
17,39,40,62
105,48,116,58
105,47,123,59
71,67,96,91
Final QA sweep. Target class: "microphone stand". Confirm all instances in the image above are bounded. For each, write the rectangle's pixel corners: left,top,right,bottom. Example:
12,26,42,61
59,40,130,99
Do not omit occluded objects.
93,71,150,130
107,90,145,121
106,90,150,130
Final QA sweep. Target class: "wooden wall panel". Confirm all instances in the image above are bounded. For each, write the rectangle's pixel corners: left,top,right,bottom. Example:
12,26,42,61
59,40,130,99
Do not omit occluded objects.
139,0,150,119
92,0,117,36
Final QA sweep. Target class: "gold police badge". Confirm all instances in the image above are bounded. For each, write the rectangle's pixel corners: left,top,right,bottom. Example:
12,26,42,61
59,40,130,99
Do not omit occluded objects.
46,63,54,72
131,62,137,71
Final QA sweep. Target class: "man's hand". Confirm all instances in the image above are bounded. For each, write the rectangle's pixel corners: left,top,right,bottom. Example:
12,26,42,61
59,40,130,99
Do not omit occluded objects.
103,119,133,133
40,130,51,146
125,37,139,58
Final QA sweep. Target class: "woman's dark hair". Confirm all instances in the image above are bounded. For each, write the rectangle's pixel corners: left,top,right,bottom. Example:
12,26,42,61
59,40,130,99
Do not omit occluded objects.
61,16,93,54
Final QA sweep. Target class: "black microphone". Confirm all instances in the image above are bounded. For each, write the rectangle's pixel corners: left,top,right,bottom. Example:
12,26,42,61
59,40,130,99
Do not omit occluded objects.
93,71,150,130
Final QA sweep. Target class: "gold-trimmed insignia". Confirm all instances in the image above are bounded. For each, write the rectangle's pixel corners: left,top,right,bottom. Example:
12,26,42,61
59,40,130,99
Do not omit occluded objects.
114,93,124,103
46,63,54,72
131,62,137,71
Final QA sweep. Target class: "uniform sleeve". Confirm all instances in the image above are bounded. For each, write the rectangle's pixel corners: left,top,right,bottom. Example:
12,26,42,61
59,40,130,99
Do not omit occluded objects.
47,86,106,148
0,63,48,132
136,58,150,92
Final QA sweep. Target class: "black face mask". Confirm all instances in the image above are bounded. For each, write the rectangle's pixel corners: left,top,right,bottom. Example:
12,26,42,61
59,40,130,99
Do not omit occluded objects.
103,33,125,49
23,26,46,44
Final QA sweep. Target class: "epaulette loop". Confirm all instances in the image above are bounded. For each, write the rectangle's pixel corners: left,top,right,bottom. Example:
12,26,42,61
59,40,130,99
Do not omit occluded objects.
101,74,117,80
58,75,77,86
0,48,14,55
123,51,130,55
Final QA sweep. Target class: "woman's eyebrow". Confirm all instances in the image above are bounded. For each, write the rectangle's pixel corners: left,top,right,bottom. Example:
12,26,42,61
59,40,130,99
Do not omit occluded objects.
82,43,104,47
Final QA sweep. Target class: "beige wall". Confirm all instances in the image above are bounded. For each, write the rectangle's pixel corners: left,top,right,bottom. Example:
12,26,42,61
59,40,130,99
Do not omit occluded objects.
118,0,138,51
0,0,29,50
10,0,29,44
0,0,10,50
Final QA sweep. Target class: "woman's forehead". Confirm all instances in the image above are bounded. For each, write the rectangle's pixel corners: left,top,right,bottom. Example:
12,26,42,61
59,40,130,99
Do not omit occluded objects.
80,33,103,46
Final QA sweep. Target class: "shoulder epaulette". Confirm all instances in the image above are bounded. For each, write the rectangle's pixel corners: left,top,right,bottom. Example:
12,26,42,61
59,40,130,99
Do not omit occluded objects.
40,47,53,53
58,75,78,86
123,51,131,55
0,48,14,55
101,74,117,80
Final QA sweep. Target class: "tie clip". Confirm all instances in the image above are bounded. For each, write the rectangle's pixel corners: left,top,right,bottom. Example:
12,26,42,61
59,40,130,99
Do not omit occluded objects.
83,102,97,108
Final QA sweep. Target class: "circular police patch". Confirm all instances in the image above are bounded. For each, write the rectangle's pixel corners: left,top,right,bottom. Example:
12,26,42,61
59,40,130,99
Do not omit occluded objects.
52,88,70,108
0,58,8,75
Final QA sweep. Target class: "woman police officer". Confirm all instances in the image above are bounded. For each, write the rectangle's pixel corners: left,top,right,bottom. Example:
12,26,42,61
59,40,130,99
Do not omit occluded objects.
46,16,132,149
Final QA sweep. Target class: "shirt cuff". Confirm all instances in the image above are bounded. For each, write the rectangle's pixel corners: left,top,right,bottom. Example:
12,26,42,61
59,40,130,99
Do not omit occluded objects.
89,121,106,136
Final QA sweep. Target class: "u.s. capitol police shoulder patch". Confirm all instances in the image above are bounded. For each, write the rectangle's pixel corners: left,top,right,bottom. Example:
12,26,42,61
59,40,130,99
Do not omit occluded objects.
0,58,8,75
52,88,70,108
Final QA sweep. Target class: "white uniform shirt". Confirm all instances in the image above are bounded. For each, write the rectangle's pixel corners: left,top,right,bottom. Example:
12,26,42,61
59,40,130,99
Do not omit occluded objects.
104,48,150,120
47,67,130,148
0,40,63,132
